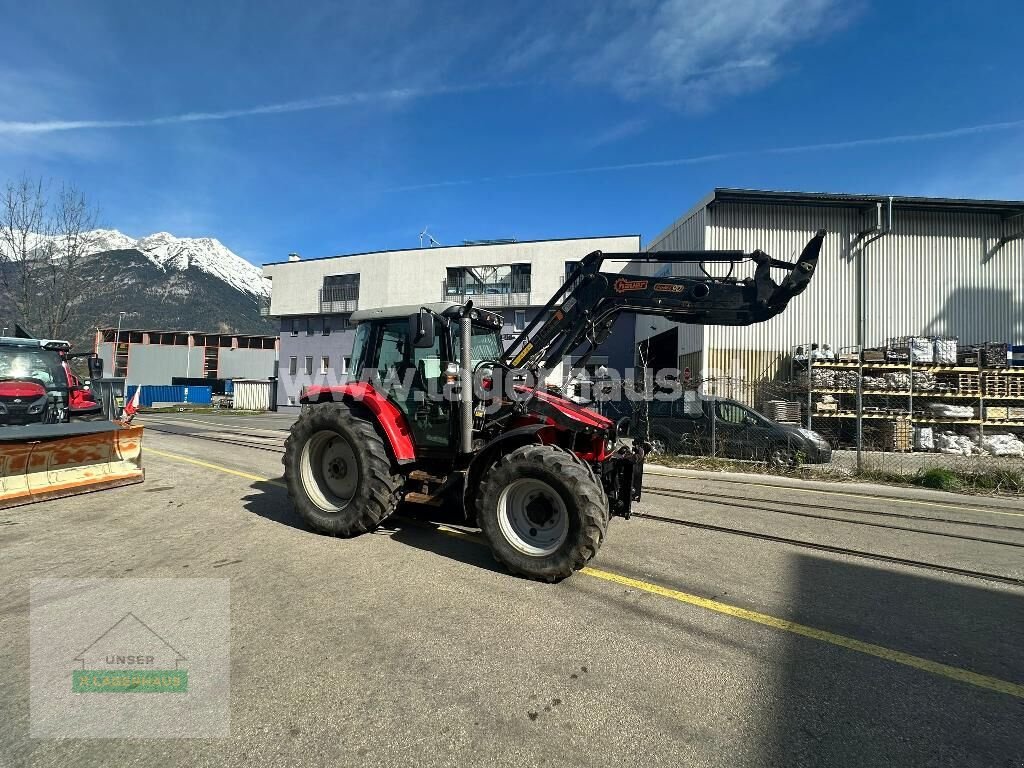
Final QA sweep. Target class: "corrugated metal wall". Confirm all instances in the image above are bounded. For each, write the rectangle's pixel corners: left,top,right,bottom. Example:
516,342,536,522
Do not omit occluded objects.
705,202,1024,368
218,348,277,379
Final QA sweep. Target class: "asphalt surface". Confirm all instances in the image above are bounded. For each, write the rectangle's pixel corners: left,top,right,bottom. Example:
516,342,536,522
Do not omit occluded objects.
1,411,1023,767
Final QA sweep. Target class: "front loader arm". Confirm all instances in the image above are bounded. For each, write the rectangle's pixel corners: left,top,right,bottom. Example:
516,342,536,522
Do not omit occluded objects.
503,229,825,374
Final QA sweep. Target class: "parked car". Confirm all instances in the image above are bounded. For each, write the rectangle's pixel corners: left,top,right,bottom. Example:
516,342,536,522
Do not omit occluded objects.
633,394,832,466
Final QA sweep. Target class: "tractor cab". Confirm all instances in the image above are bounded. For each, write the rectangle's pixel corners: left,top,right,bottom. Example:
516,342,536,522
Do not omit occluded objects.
335,302,505,451
0,337,103,426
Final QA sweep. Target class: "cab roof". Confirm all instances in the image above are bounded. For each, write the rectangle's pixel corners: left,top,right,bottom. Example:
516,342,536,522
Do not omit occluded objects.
0,337,71,351
349,302,502,327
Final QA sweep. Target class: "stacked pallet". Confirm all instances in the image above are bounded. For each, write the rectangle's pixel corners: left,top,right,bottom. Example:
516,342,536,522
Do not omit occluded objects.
763,400,802,423
958,374,981,395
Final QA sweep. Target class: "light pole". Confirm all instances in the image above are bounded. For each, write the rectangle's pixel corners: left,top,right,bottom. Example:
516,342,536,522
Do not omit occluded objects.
114,312,127,376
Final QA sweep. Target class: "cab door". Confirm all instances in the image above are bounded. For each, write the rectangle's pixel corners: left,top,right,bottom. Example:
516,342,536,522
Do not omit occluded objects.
370,318,452,450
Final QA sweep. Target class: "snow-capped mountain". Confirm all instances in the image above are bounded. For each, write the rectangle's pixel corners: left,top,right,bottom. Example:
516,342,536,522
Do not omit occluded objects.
85,229,270,297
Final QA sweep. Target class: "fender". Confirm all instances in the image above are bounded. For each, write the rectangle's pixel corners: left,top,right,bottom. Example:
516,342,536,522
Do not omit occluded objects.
301,383,416,463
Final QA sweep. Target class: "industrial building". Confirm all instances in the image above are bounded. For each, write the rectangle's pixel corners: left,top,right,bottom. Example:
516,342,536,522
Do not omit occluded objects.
640,188,1024,383
94,328,279,389
261,235,640,408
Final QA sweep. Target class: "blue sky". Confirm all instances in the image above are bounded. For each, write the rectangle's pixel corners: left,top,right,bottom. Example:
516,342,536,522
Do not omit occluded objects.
1,0,1021,266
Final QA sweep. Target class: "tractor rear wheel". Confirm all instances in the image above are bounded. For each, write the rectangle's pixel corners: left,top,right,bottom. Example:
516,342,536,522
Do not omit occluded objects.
477,444,608,582
284,403,402,536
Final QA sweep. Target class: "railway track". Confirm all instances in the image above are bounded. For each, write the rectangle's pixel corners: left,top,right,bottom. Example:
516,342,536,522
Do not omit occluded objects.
643,487,1024,547
630,508,1024,588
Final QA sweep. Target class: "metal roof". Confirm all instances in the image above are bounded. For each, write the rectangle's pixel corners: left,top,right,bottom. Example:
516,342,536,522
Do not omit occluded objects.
263,234,641,266
705,188,1024,216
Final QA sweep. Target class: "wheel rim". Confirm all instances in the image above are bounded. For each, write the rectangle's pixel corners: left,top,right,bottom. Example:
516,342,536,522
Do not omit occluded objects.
769,446,793,466
651,438,667,454
496,478,569,557
299,430,359,512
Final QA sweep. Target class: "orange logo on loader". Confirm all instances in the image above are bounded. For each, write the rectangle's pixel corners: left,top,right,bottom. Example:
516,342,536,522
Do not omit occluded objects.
613,278,648,293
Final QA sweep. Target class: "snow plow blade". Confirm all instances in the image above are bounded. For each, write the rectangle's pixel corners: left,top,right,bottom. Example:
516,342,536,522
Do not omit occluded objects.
0,422,144,509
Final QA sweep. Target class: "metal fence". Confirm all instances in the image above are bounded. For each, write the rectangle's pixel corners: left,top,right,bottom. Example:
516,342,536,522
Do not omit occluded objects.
577,369,1024,490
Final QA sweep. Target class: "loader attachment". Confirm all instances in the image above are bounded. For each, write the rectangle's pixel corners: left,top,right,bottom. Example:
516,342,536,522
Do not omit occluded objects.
0,422,144,509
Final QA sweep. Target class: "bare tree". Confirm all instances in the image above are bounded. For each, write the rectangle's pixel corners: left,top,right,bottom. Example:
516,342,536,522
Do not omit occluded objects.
0,176,98,339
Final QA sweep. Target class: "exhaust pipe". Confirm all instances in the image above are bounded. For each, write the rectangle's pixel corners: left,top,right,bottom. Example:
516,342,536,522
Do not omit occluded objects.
459,310,474,454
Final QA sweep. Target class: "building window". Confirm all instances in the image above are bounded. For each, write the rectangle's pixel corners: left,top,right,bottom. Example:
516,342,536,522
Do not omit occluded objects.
288,356,298,376
320,356,330,375
341,356,350,374
514,310,526,331
322,317,331,336
305,318,314,336
304,356,314,376
290,319,299,336
445,264,531,296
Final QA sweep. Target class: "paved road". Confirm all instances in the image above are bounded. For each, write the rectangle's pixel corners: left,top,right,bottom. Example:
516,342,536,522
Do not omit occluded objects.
1,413,1022,767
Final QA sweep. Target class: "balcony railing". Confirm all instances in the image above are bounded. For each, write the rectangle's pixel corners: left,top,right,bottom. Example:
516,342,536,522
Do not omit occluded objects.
319,286,359,313
441,275,531,307
258,295,272,317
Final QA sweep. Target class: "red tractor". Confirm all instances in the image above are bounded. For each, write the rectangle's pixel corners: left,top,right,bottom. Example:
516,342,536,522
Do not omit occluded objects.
0,336,104,426
284,232,825,580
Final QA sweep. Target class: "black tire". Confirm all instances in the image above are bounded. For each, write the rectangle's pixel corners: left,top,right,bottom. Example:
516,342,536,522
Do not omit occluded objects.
283,403,402,536
477,444,608,582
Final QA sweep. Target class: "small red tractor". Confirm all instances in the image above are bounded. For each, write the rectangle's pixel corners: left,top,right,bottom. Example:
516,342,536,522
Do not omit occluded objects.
0,335,104,426
284,231,825,580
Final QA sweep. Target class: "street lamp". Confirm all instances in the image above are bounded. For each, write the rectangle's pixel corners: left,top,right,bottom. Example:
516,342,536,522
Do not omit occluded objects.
114,311,127,377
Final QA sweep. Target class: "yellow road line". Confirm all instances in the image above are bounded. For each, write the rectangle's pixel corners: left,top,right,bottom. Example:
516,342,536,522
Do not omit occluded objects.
580,567,1024,699
146,445,1024,700
645,469,1024,518
147,447,286,487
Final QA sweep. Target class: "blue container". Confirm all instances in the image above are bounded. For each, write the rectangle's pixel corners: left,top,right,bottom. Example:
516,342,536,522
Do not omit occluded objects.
224,379,235,395
125,385,213,407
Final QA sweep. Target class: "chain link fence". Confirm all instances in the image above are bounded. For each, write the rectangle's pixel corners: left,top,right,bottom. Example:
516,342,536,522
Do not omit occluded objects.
579,361,1024,494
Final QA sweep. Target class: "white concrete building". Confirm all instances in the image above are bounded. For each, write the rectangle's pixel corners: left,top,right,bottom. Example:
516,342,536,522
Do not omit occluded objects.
262,236,641,407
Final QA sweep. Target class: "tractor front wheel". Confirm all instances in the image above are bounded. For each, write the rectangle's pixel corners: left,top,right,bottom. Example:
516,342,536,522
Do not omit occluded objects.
477,444,608,582
284,403,402,536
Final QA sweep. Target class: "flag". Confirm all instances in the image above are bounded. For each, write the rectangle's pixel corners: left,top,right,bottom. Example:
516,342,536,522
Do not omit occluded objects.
122,386,141,423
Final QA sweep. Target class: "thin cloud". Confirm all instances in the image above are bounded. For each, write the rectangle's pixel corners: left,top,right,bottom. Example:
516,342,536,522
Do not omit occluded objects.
0,83,486,135
387,117,1024,192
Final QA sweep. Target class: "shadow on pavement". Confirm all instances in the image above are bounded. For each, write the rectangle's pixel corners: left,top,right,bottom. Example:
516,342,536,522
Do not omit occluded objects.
241,479,507,574
762,553,1024,767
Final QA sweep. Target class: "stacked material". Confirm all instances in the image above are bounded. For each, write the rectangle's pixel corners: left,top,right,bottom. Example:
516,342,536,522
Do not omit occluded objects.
812,368,860,390
889,336,934,363
933,338,958,365
927,403,975,418
763,400,802,423
1009,407,1024,420
983,343,1008,367
813,395,838,413
980,432,1024,457
914,426,934,451
882,371,938,391
862,375,887,390
935,431,978,455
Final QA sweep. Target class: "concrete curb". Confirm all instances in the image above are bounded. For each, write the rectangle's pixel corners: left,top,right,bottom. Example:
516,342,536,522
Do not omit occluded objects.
643,463,1024,511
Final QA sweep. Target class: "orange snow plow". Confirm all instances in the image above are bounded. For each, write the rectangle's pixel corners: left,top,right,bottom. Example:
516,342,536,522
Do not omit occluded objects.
0,422,144,509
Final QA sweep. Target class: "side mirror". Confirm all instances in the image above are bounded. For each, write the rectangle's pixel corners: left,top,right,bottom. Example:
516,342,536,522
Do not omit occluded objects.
408,309,435,349
88,356,104,379
744,415,758,427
